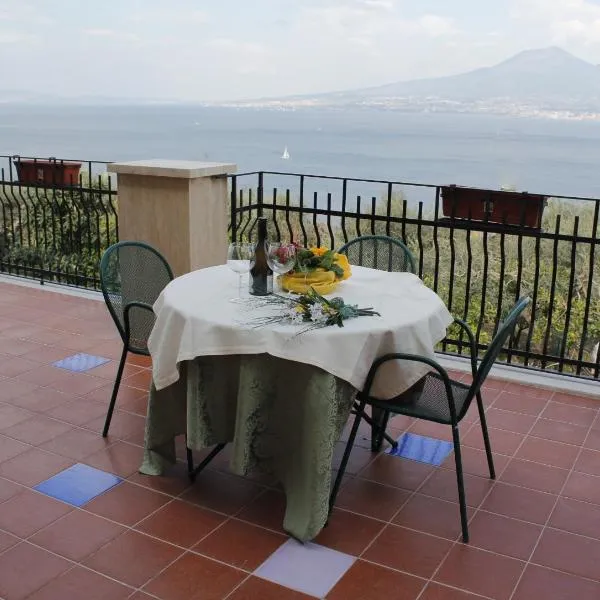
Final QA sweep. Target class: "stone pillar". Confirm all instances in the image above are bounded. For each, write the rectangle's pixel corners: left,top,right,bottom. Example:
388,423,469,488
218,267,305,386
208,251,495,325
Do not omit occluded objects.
107,159,236,276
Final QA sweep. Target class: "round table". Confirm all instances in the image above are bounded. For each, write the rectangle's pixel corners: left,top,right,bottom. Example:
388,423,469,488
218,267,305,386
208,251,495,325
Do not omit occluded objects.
142,264,453,541
148,264,453,399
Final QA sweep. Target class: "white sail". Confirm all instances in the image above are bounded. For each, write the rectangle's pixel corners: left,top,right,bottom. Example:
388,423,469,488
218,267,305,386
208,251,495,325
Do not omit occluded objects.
281,146,290,160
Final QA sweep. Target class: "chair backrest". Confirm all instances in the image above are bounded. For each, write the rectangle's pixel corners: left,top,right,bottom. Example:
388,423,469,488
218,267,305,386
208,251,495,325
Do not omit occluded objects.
338,235,416,273
99,241,174,352
462,296,531,417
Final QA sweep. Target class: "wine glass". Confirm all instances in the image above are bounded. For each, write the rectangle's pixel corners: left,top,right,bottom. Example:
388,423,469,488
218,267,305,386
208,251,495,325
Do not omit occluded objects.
227,242,253,301
266,242,297,295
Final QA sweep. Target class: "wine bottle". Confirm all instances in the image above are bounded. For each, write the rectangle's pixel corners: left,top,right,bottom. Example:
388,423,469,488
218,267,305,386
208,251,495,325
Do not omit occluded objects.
249,217,273,296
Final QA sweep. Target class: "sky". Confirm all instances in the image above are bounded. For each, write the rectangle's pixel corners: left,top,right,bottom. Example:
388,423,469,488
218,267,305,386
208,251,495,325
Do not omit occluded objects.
1,0,600,101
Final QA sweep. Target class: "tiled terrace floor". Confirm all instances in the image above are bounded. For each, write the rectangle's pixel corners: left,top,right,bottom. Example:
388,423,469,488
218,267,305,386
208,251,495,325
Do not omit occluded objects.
0,281,600,599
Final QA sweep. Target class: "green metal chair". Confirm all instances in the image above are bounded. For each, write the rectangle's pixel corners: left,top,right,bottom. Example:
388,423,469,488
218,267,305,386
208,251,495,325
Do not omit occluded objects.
338,235,417,451
99,241,174,437
338,234,416,274
329,297,531,543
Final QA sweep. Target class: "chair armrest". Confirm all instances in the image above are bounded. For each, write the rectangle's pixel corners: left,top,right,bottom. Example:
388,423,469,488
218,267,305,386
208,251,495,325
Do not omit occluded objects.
362,353,459,423
452,318,478,378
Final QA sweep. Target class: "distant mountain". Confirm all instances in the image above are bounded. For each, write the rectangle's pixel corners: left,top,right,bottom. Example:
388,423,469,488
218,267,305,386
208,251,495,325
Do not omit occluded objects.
222,47,600,117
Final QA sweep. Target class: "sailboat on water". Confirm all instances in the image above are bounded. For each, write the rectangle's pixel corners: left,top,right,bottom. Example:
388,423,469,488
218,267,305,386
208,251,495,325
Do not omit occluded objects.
281,146,290,160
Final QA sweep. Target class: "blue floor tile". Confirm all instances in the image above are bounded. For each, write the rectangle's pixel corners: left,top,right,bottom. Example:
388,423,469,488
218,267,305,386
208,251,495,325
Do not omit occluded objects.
34,463,122,506
386,432,454,466
53,353,110,373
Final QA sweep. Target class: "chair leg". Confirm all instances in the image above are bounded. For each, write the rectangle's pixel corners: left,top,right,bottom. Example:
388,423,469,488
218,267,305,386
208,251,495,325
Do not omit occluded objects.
187,443,226,483
451,425,469,543
102,345,127,437
355,403,398,451
371,407,392,452
329,399,366,516
186,446,194,476
475,392,496,479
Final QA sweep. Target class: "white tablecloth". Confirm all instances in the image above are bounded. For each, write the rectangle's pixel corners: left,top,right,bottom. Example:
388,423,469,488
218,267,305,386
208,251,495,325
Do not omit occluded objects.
148,265,453,399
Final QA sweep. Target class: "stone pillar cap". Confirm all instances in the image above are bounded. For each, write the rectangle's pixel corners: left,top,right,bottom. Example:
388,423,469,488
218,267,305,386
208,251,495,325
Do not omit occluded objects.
107,159,237,179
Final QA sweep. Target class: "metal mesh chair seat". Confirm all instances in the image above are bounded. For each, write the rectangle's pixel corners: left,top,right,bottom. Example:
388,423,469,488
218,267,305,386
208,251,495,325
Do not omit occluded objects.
338,235,416,273
367,373,471,425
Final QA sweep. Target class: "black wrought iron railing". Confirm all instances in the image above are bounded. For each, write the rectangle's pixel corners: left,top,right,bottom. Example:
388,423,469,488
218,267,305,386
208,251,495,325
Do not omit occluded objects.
229,171,600,380
0,155,118,289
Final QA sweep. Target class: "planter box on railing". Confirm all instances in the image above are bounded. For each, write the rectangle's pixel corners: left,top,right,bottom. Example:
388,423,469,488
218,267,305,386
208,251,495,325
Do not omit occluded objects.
13,157,82,187
441,185,546,229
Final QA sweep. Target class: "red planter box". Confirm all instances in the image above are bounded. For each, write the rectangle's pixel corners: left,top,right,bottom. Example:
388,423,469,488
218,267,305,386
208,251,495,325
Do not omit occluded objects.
13,158,81,187
441,185,546,229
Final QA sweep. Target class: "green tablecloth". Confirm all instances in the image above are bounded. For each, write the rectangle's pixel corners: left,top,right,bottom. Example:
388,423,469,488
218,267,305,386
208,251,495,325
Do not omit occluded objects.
140,354,355,541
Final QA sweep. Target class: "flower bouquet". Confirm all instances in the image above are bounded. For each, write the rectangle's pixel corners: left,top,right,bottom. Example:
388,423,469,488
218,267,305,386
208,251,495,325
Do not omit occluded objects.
250,287,379,333
279,246,352,295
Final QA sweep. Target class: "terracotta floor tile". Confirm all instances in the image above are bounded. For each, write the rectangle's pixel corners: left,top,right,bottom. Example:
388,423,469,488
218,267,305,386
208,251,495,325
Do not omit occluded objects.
467,510,542,559
0,476,23,502
22,344,71,365
533,527,600,581
0,356,39,377
83,441,143,477
461,426,524,456
420,582,490,600
441,446,509,479
84,530,183,588
393,494,473,540
552,392,600,410
337,477,411,521
516,436,580,470
90,361,141,381
30,509,125,561
502,382,553,399
127,463,192,496
0,337,42,357
512,564,600,600
0,542,72,600
550,497,600,540
143,552,246,600
123,369,152,391
530,417,589,445
574,449,600,477
435,544,525,600
39,427,112,460
180,469,264,516
359,454,435,491
235,489,287,533
26,566,132,600
332,441,378,475
0,404,32,430
0,447,73,485
0,434,29,463
314,508,385,555
0,488,72,537
500,458,569,494
195,518,285,570
15,364,73,387
228,576,313,600
47,398,107,426
327,559,425,600
137,499,226,547
86,411,145,442
419,469,494,508
9,387,71,413
2,415,73,446
585,429,600,451
493,391,549,415
118,394,148,416
0,530,19,553
85,481,170,526
562,471,600,505
484,408,537,434
541,402,597,428
481,482,557,524
86,383,147,405
408,420,453,441
362,524,452,578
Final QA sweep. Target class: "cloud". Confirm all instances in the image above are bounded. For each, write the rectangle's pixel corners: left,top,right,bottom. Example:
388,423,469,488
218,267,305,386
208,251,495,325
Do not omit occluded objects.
0,31,37,44
511,0,600,46
83,29,141,43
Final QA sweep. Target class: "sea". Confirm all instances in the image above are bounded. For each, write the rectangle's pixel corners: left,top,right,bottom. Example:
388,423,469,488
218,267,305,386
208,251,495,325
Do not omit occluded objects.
1,104,600,204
